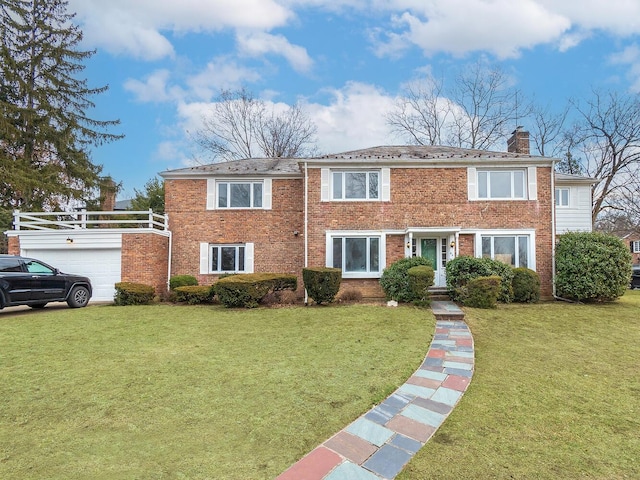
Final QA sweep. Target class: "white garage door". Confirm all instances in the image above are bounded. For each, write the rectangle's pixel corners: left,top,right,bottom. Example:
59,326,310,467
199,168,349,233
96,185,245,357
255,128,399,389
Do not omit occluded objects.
21,248,121,302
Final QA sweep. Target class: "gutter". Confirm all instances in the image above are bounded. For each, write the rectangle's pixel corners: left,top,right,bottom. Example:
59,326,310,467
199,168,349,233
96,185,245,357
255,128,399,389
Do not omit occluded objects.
551,162,557,297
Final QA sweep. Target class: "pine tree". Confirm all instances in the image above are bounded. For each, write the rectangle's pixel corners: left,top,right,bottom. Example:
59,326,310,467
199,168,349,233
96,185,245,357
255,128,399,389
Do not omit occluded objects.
0,0,122,214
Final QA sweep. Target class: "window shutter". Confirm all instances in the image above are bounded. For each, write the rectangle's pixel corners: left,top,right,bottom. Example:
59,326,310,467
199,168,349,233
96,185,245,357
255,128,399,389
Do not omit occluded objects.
321,168,330,201
206,179,216,209
381,168,391,201
199,242,209,274
245,243,254,273
467,167,477,200
631,242,634,253
263,179,272,210
527,167,537,200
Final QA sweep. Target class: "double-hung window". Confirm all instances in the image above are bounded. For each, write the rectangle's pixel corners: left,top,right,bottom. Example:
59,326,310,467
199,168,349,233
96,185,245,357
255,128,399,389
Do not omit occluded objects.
481,235,530,268
477,170,526,199
555,188,569,207
332,171,379,200
217,181,263,208
632,240,640,254
200,242,254,274
328,234,384,278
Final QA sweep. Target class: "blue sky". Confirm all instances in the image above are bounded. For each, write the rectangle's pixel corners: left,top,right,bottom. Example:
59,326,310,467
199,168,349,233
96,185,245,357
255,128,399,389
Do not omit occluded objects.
67,0,640,199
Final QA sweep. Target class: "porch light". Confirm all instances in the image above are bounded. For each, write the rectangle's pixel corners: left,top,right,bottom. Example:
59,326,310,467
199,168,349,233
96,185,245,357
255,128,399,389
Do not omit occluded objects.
66,237,73,244
450,240,455,248
406,241,411,249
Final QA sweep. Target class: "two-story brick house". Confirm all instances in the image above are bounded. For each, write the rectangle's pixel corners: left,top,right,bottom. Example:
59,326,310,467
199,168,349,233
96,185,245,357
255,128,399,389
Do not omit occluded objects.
161,129,568,299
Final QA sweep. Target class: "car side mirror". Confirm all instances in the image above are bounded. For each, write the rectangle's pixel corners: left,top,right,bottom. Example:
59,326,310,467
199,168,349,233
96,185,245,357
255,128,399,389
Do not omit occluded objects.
54,268,60,275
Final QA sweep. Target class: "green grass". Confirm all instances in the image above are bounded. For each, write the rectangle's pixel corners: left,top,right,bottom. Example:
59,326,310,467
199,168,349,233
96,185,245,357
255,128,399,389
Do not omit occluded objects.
398,290,640,480
0,304,433,480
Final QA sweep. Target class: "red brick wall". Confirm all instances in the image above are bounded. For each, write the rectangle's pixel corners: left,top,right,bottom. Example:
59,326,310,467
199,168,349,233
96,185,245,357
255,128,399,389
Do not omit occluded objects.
121,232,170,296
305,167,554,297
165,166,554,298
7,236,19,255
165,178,305,286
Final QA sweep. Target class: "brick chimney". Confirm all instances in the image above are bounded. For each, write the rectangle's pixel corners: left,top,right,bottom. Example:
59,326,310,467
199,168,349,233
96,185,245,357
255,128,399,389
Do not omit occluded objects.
507,126,530,154
99,177,117,212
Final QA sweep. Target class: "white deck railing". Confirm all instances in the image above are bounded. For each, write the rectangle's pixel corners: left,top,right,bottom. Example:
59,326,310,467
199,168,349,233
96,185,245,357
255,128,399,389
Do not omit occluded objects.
12,209,168,231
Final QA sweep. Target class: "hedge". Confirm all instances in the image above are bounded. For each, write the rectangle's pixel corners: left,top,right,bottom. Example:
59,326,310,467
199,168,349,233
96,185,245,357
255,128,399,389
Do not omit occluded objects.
114,282,155,306
380,257,432,302
213,273,297,308
302,267,342,304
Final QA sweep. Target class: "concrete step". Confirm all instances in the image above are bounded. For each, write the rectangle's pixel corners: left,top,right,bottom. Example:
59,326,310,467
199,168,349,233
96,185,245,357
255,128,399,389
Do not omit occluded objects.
430,300,465,321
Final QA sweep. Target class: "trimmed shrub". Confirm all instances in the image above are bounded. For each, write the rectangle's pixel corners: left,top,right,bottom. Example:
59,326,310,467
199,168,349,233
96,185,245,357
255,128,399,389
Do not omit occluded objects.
114,282,155,306
213,273,297,308
446,256,514,303
465,275,501,308
555,232,632,302
174,285,215,304
512,267,540,303
407,265,435,306
303,267,342,305
380,257,432,303
169,275,198,290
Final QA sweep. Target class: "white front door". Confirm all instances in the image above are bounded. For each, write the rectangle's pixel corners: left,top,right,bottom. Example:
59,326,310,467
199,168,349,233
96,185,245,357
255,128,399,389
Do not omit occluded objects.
419,237,447,287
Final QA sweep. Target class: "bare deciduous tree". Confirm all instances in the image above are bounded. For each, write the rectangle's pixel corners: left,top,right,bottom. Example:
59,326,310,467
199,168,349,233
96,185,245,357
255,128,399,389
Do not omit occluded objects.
571,90,640,223
386,76,450,146
387,62,529,150
194,88,317,162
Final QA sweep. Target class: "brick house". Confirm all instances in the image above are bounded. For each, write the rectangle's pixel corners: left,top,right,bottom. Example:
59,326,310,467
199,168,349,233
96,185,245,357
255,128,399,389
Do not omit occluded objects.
161,129,592,299
622,232,640,265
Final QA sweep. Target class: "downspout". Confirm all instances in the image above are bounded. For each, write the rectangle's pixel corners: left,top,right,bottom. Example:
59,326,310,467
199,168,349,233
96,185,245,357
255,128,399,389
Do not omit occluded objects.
304,162,309,305
550,163,557,298
166,213,172,294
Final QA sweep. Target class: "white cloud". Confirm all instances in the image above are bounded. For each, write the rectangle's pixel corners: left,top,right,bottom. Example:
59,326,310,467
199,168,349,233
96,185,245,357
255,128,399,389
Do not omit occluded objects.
374,0,571,59
186,57,262,100
237,31,314,73
610,44,640,93
69,0,292,60
124,70,185,103
305,82,396,153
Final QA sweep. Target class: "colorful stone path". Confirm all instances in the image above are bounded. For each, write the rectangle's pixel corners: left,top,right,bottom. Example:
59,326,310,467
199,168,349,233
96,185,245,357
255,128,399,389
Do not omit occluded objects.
276,302,473,480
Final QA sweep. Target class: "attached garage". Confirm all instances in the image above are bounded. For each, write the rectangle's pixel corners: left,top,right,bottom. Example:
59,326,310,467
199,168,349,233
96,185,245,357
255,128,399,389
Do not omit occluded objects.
16,232,123,302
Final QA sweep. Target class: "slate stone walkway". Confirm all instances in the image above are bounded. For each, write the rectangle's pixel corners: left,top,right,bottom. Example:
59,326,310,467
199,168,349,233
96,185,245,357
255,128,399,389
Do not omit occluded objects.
276,301,473,480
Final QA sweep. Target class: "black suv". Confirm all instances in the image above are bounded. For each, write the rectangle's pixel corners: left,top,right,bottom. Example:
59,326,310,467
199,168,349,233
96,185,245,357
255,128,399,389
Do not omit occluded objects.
0,255,92,309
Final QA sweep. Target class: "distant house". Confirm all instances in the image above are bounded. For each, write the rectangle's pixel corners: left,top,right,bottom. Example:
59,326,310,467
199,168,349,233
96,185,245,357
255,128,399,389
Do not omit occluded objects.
159,129,596,299
622,232,640,265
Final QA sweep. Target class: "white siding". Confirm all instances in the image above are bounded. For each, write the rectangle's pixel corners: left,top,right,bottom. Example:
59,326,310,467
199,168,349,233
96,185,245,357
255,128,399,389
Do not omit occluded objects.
555,184,593,233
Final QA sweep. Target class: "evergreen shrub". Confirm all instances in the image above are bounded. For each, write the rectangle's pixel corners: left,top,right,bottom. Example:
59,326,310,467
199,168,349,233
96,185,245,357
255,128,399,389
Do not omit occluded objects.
446,256,514,303
174,285,215,304
302,267,342,304
555,232,632,302
465,275,501,308
214,273,297,308
512,267,540,303
169,275,198,290
379,257,432,302
114,282,155,306
407,265,435,306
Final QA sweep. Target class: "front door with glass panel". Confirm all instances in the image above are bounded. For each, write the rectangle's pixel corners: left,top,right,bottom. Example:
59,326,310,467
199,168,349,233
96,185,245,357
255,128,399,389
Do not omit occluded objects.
419,238,446,287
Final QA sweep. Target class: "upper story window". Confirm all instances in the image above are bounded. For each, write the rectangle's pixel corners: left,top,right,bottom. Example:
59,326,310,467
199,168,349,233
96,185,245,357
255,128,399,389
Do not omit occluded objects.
555,188,570,207
332,171,379,200
207,179,272,210
478,170,526,199
321,168,390,202
218,181,263,208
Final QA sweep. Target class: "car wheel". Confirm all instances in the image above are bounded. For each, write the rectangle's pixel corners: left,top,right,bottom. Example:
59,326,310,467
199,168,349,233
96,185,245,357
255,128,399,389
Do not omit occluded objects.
30,303,47,309
67,286,90,308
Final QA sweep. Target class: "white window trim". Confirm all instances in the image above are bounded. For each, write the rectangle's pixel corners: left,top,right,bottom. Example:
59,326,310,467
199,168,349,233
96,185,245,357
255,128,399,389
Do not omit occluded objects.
326,230,386,279
199,242,254,274
555,187,570,207
468,167,536,201
473,230,536,270
321,168,390,202
206,178,272,210
632,240,640,254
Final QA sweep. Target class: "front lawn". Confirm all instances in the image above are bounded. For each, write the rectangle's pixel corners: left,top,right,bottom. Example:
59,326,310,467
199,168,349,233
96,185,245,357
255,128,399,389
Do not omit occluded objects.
0,304,432,479
399,290,640,479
